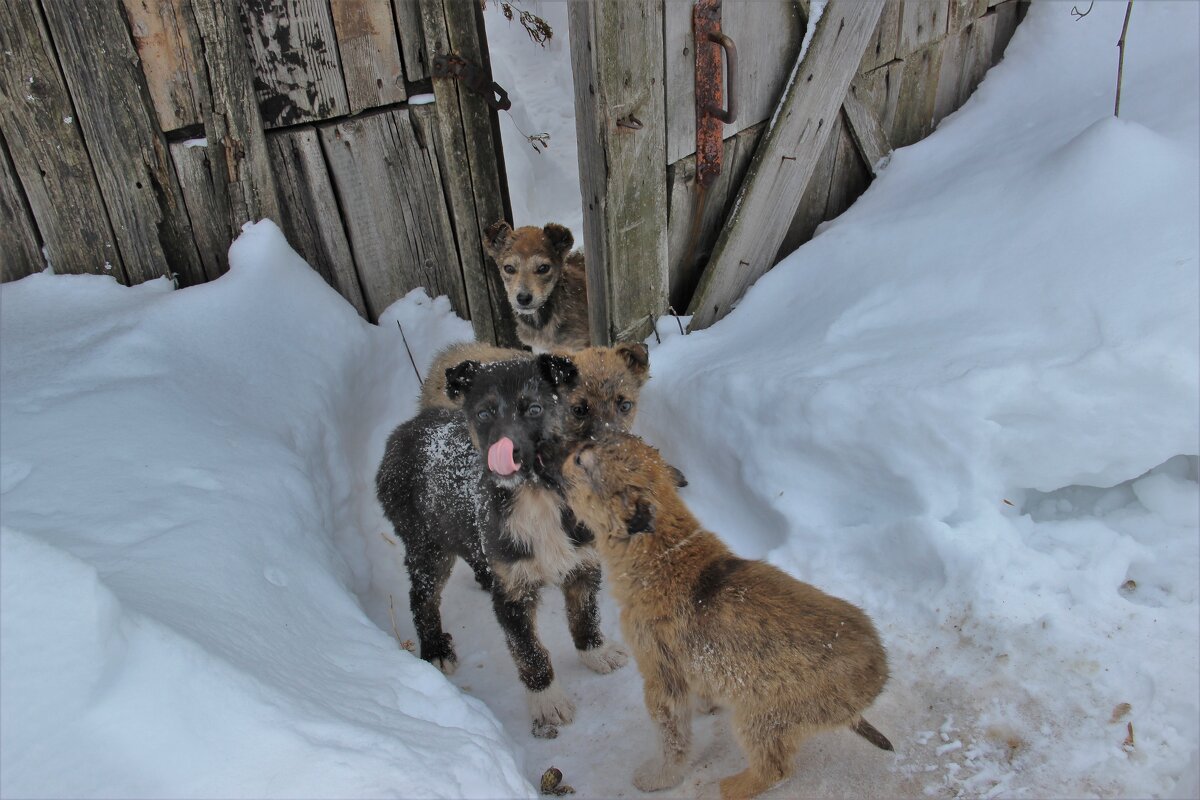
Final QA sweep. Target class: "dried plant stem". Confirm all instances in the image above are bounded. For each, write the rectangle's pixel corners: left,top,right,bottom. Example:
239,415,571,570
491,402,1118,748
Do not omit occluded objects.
396,320,423,383
1114,1,1134,117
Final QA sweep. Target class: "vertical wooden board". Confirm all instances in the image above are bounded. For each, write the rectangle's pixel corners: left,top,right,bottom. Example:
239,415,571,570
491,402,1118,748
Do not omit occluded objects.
823,112,870,220
859,0,901,74
169,140,231,281
663,0,804,164
421,0,512,344
898,0,948,58
121,0,205,131
957,12,996,107
773,117,839,263
667,122,765,312
0,0,125,280
0,133,44,282
686,0,886,331
240,0,350,126
393,0,428,82
267,126,368,317
932,24,965,125
570,0,669,344
889,39,944,148
40,0,205,287
853,60,905,140
329,0,406,112
318,108,463,321
191,0,282,235
989,0,1020,66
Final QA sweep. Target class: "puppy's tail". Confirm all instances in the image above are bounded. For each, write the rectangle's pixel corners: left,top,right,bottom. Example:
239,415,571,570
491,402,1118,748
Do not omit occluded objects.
850,717,894,752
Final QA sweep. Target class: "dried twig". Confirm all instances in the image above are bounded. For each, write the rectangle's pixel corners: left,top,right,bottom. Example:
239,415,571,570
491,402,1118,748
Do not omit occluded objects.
648,314,661,344
388,594,406,646
1071,1,1094,21
502,109,551,153
379,530,397,546
497,1,553,45
667,305,687,336
1114,1,1134,117
396,320,423,383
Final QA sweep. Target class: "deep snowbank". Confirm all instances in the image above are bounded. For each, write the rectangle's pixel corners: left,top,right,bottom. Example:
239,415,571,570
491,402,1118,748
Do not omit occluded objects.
0,223,532,798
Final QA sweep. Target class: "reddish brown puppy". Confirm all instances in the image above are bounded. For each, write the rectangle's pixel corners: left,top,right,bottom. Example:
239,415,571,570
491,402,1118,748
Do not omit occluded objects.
561,432,893,799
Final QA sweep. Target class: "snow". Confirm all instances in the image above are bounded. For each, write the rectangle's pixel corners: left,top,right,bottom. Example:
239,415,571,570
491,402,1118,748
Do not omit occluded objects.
2,1,1198,799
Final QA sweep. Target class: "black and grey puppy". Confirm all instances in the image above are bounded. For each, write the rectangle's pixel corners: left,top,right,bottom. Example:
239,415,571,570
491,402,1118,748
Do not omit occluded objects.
376,354,628,738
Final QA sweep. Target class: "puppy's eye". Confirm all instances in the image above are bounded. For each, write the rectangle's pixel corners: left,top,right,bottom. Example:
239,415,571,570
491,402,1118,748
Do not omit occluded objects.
571,402,588,418
503,264,517,275
618,399,633,414
476,408,493,421
535,263,551,275
526,403,543,417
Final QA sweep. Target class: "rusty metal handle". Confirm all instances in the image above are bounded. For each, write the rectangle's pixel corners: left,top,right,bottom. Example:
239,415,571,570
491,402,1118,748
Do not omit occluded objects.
707,31,738,125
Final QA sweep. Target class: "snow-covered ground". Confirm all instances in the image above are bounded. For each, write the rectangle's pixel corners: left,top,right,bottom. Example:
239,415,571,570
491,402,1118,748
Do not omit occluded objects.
2,1,1197,798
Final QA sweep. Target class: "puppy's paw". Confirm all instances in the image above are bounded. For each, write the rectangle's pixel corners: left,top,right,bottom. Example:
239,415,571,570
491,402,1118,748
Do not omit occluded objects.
579,640,629,674
633,758,685,792
528,681,576,729
422,633,457,675
431,655,458,676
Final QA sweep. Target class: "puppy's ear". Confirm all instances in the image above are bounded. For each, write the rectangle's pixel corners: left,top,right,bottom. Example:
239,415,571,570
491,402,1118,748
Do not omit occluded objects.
483,220,513,258
445,360,481,402
537,353,579,390
625,492,656,536
542,223,574,261
615,342,650,382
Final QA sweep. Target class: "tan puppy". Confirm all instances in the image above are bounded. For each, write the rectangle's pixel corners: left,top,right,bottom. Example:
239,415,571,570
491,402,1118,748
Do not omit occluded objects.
562,432,892,799
419,342,532,410
483,221,589,352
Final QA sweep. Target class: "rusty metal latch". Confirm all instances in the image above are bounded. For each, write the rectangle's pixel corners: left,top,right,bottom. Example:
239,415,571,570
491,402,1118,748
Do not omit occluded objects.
694,0,739,188
432,53,511,111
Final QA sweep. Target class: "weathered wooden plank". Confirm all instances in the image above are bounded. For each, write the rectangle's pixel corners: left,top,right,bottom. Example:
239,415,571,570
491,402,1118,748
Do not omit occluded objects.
687,0,886,331
948,0,988,31
663,0,804,164
0,0,125,280
898,0,948,58
889,38,945,148
191,0,283,236
958,12,997,105
859,0,901,74
853,60,905,141
169,139,230,281
932,22,965,125
420,0,513,344
121,0,205,131
667,122,765,312
267,126,368,317
823,112,870,221
774,115,839,263
239,0,350,126
569,0,669,344
318,108,463,321
393,0,428,82
989,0,1021,66
40,0,205,286
0,131,44,281
842,81,892,175
329,0,406,112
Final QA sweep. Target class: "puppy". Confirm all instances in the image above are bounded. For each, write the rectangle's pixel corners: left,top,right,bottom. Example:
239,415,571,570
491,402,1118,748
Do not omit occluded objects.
562,432,892,799
376,355,628,739
483,221,589,352
418,341,532,411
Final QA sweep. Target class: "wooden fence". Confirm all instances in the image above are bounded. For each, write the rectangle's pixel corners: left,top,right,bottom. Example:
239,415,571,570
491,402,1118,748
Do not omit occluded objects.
570,0,1027,342
1,0,514,341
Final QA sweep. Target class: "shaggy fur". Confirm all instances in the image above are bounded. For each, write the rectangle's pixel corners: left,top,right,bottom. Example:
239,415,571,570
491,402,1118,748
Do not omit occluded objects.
561,432,893,799
376,355,627,739
484,221,590,352
419,342,532,411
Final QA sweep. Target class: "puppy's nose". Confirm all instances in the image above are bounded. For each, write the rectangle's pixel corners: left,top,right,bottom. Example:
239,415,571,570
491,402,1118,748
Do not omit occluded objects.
516,291,533,307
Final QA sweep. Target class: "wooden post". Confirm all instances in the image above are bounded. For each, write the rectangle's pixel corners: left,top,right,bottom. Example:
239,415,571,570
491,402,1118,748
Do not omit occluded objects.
0,0,124,280
420,0,513,344
39,0,204,286
190,0,282,238
568,0,669,345
686,0,885,331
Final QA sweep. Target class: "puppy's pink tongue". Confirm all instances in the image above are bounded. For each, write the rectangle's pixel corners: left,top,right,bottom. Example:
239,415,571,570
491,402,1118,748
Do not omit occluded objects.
487,437,520,476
